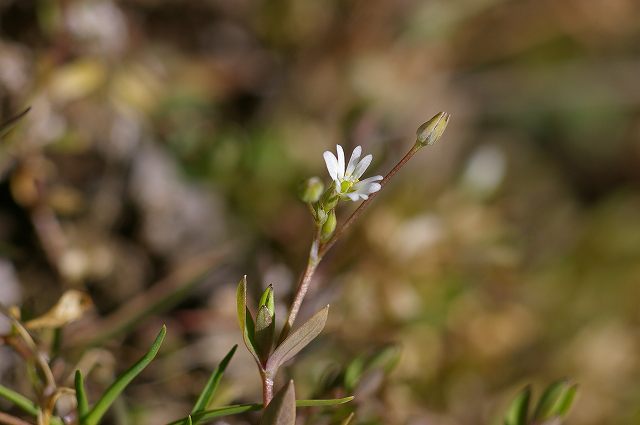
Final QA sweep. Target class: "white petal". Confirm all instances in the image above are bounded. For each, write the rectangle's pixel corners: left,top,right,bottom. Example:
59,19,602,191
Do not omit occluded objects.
352,154,373,179
323,151,339,181
345,145,362,177
353,176,383,195
358,175,383,184
336,145,345,179
346,192,361,201
367,182,382,193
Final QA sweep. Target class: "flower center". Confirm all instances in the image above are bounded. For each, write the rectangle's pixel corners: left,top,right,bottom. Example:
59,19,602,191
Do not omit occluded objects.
340,180,354,193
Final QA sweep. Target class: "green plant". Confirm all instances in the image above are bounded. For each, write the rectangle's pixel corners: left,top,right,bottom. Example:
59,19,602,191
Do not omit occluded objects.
0,111,575,425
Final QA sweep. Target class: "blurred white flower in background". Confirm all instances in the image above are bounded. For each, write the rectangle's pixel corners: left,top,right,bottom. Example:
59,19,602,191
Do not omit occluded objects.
66,0,127,55
323,145,383,201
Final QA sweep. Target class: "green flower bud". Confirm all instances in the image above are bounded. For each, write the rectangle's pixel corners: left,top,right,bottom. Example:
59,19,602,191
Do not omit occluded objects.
314,206,329,225
319,184,339,211
300,177,325,203
415,112,450,147
320,209,337,242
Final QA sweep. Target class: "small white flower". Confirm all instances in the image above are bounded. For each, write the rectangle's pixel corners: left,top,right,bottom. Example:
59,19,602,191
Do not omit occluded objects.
323,145,383,201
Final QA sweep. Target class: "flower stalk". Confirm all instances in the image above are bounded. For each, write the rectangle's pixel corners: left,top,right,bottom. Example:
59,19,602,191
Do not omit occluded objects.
239,112,450,408
280,112,450,341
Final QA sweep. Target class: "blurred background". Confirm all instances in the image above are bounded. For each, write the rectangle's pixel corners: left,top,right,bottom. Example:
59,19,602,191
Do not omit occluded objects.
1,0,640,424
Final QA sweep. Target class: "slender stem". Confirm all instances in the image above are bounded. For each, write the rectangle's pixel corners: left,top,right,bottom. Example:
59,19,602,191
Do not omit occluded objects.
0,412,33,425
0,305,56,391
261,373,274,407
279,236,320,342
281,143,422,338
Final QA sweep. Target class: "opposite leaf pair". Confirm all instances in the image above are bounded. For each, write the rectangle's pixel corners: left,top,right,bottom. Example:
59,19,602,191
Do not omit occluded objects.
236,276,329,382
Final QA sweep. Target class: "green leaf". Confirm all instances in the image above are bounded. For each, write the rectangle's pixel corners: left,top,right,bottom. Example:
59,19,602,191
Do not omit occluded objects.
532,380,570,422
168,398,354,425
75,370,90,420
344,357,365,392
256,306,273,332
341,412,355,425
191,345,238,414
296,396,354,407
369,344,401,373
84,326,166,425
236,275,247,326
255,305,275,361
0,384,39,416
259,380,296,425
552,384,578,417
187,415,193,425
266,305,329,374
168,404,262,425
504,386,531,425
236,276,260,364
259,285,275,316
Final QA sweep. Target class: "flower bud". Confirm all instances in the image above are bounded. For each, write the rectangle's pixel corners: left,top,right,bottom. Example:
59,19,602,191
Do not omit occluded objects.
320,209,337,242
416,112,450,147
315,206,329,225
300,177,325,203
319,184,339,211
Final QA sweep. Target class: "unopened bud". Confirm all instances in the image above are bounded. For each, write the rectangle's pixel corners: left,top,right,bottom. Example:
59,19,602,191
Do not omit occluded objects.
300,177,325,203
315,206,329,225
320,210,337,242
416,112,450,147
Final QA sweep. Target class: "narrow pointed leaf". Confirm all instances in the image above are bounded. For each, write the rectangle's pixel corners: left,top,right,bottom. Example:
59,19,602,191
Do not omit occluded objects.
75,370,90,420
255,305,275,361
369,344,402,373
341,412,355,425
296,396,354,407
191,345,238,414
168,404,262,425
266,306,329,374
187,415,193,425
533,380,569,421
84,326,166,425
259,285,275,316
259,380,296,425
236,276,260,363
168,397,354,425
551,384,578,417
0,384,39,416
256,305,273,332
236,276,247,326
504,386,531,425
344,357,365,391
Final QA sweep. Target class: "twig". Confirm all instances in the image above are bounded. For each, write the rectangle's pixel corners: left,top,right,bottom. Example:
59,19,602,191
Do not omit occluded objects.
0,305,56,391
